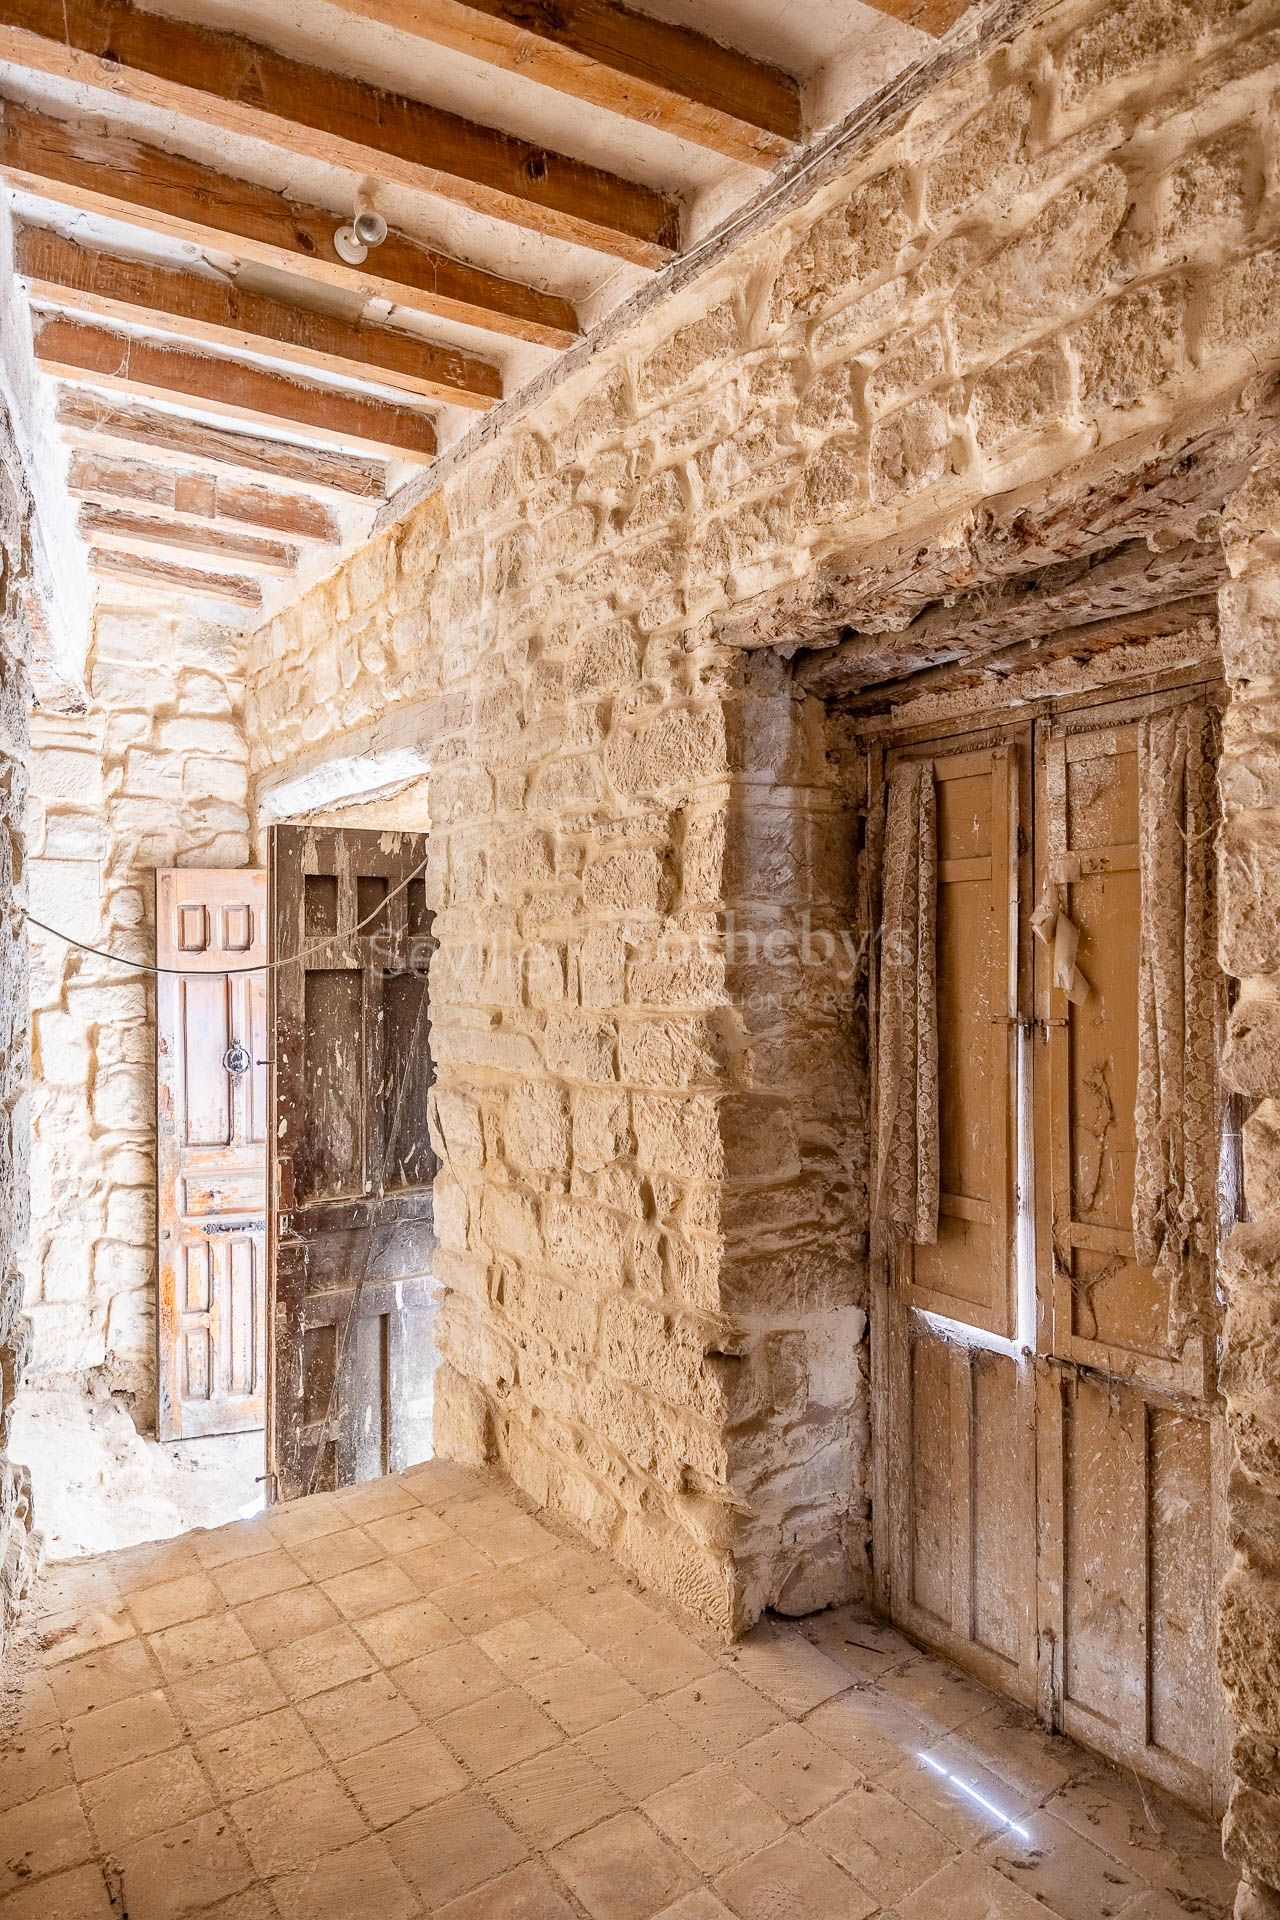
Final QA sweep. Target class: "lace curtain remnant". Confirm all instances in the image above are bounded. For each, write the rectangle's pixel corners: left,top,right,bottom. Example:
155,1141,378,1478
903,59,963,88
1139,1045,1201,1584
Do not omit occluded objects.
875,759,940,1248
1133,702,1220,1352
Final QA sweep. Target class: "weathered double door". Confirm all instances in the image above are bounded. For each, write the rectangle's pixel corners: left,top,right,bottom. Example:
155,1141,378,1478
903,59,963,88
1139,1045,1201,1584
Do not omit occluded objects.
875,682,1230,1813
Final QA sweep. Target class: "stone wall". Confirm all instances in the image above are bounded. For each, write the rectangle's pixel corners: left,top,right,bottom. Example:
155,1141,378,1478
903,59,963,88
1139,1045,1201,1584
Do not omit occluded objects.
0,412,39,1656
24,607,249,1426
244,0,1280,1654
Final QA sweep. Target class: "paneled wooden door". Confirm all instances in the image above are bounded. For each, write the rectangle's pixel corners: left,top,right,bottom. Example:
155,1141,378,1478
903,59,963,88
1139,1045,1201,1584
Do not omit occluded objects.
156,868,268,1440
267,825,439,1503
874,683,1230,1814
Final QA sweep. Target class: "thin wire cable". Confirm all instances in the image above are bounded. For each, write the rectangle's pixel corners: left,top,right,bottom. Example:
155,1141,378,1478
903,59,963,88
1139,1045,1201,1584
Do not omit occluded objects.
21,851,431,978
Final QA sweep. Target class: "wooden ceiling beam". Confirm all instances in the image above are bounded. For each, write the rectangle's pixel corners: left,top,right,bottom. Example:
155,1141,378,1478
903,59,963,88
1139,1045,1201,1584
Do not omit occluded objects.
89,547,264,609
35,317,438,461
66,451,341,543
57,392,389,497
329,0,801,165
0,105,578,349
78,502,299,575
0,0,679,264
17,228,502,410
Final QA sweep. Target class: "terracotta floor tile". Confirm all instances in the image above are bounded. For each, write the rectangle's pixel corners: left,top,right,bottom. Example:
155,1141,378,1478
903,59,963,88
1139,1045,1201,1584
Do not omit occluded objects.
0,1783,95,1894
713,1832,877,1920
166,1653,286,1735
439,1686,561,1777
363,1507,453,1557
549,1582,654,1648
478,1606,587,1679
287,1526,384,1583
83,1743,213,1849
895,1852,1054,1919
265,1498,348,1549
197,1705,326,1800
386,1787,526,1904
729,1624,856,1715
353,1594,460,1665
435,1859,577,1920
148,1611,256,1681
295,1669,419,1762
271,1833,419,1920
805,1687,937,1780
0,1720,72,1810
487,1740,625,1846
735,1721,860,1822
210,1550,309,1609
126,1572,224,1636
0,1862,117,1918
333,1478,420,1524
645,1764,788,1875
579,1703,710,1800
664,1670,783,1758
265,1623,378,1700
113,1808,255,1919
433,1570,540,1637
229,1765,367,1878
391,1641,507,1719
190,1520,279,1571
235,1583,342,1652
606,1620,718,1697
37,1602,135,1666
807,1781,958,1906
337,1724,467,1827
397,1534,491,1594
322,1559,420,1622
528,1650,645,1735
552,1809,695,1920
982,1807,1143,1920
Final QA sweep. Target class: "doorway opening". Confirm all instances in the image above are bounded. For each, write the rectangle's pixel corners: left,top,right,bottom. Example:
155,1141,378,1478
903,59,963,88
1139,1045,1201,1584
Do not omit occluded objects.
16,812,440,1563
865,673,1231,1816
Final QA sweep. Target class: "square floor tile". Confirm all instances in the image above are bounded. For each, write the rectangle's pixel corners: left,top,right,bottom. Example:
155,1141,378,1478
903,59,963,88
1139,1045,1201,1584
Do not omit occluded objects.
322,1559,420,1622
645,1764,788,1876
47,1640,160,1721
235,1584,342,1653
392,1642,507,1719
386,1788,526,1905
196,1707,325,1801
713,1833,876,1920
210,1551,308,1610
895,1853,1053,1919
84,1744,212,1850
354,1595,460,1665
270,1833,419,1920
580,1704,710,1801
115,1807,255,1919
265,1623,378,1700
487,1741,625,1846
0,1785,95,1895
337,1724,467,1827
435,1859,577,1920
552,1810,694,1920
478,1607,587,1679
439,1686,560,1777
664,1671,782,1758
229,1766,367,1878
149,1612,256,1681
295,1669,418,1763
127,1573,224,1636
529,1651,645,1735
808,1782,958,1906
287,1527,384,1583
736,1722,859,1822
166,1654,286,1737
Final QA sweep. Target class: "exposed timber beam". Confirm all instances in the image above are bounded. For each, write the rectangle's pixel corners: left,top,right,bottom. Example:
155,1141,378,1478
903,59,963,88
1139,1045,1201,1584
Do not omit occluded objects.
328,0,800,166
798,538,1228,699
17,228,502,410
89,547,263,609
57,392,388,498
35,317,438,461
67,451,341,543
78,502,299,575
0,0,679,264
0,105,579,349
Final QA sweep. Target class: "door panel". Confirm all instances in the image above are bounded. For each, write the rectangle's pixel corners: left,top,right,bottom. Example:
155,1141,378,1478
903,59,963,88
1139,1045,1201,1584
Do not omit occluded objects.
875,684,1228,1816
268,826,438,1502
156,868,268,1440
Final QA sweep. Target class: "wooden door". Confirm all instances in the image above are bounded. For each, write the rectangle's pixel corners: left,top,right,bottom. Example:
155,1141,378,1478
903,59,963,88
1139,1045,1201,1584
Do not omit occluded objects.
879,729,1040,1707
156,868,268,1440
268,825,438,1502
873,683,1230,1813
1034,692,1229,1811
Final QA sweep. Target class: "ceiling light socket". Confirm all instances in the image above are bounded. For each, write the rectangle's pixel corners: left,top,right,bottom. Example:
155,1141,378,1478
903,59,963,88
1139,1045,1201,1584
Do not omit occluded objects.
335,184,387,264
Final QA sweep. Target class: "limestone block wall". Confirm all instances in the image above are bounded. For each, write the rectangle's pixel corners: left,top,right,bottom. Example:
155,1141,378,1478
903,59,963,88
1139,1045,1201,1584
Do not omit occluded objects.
243,0,1280,1663
24,608,249,1425
0,414,38,1655
1217,461,1280,1919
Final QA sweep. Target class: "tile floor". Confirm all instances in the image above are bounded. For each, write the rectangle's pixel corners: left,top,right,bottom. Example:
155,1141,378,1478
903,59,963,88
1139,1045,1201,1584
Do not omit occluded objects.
0,1459,1237,1920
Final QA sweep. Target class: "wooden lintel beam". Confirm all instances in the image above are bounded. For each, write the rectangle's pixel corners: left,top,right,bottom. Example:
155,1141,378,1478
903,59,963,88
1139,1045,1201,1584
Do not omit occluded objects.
0,0,678,265
17,227,502,410
0,104,577,349
78,501,299,575
36,316,438,461
89,547,263,609
57,392,387,496
66,450,341,543
330,0,800,165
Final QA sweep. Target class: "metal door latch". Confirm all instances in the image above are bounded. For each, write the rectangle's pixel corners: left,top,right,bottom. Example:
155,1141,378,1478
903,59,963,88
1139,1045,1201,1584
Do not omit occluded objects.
223,1041,252,1077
